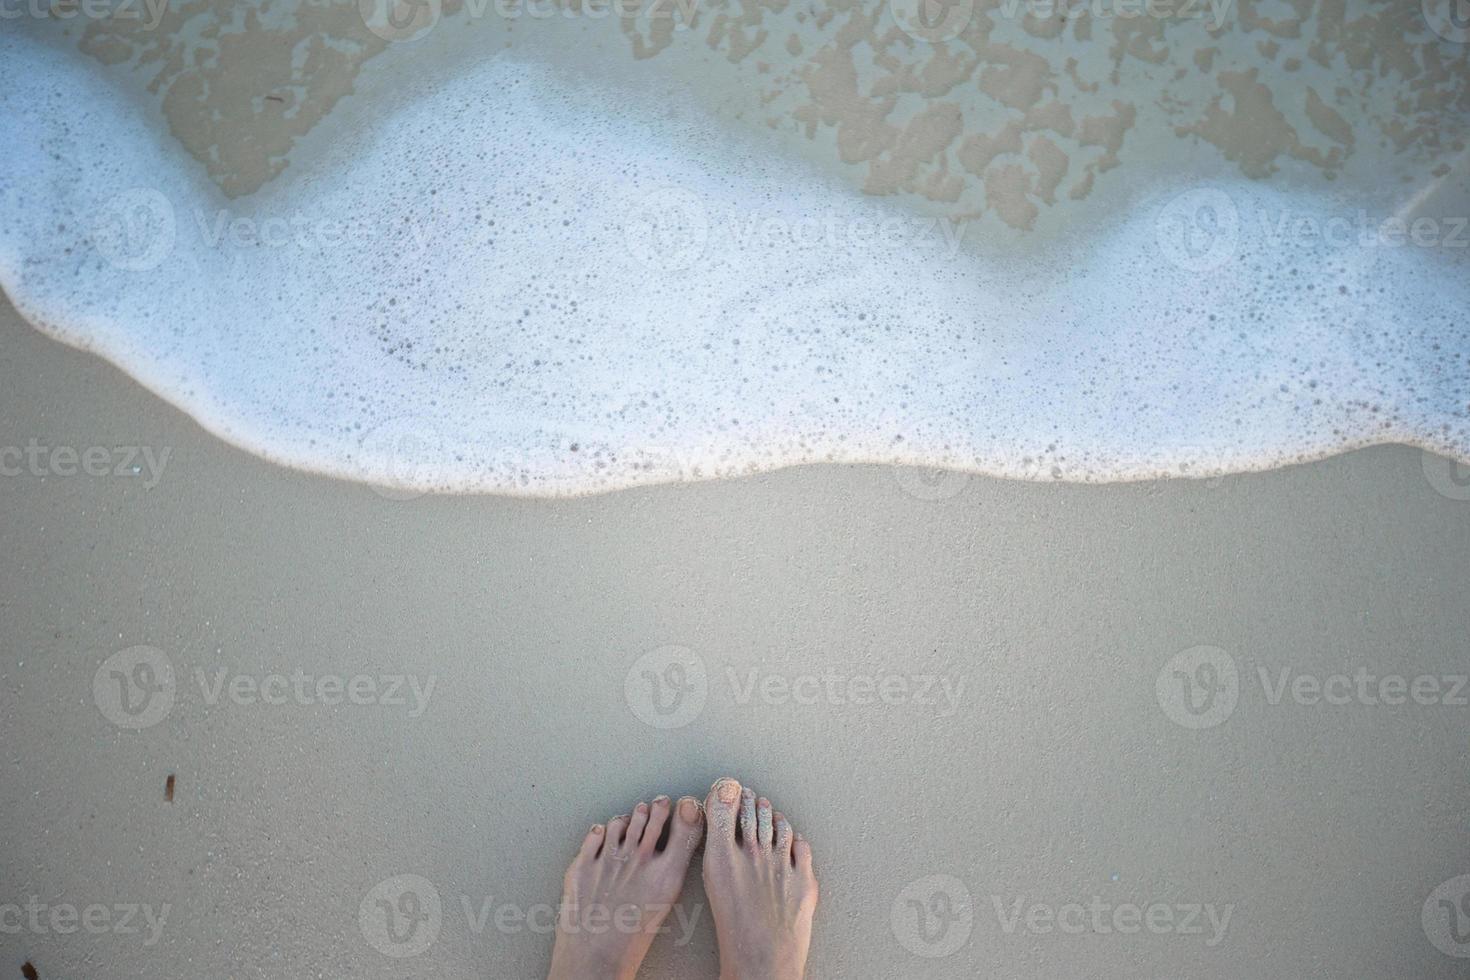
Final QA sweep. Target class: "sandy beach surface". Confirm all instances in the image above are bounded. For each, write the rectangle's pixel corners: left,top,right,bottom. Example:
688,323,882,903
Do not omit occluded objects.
4,7,1470,975
2,294,1468,978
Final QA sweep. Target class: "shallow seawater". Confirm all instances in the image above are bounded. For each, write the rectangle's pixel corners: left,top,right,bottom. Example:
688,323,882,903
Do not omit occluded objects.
0,2,1467,494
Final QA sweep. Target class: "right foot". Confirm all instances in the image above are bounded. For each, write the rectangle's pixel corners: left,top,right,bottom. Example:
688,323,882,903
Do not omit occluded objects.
701,777,819,980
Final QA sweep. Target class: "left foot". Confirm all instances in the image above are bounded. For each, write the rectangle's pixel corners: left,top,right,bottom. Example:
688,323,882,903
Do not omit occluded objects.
547,795,705,980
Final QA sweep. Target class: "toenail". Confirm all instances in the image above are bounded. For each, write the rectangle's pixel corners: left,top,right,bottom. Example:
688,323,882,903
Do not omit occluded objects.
653,795,669,804
715,779,740,803
678,798,700,820
591,825,604,835
636,802,648,813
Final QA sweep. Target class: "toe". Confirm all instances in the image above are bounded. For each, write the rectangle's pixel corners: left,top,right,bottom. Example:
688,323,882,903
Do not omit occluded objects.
667,796,705,856
757,797,774,849
639,797,671,856
578,823,606,862
794,834,815,878
704,777,742,848
739,787,757,849
773,811,793,863
605,814,631,855
627,802,650,850
794,835,819,908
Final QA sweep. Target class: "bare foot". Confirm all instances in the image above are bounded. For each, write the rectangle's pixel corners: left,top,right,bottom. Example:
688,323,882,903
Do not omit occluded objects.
548,795,705,980
702,777,819,980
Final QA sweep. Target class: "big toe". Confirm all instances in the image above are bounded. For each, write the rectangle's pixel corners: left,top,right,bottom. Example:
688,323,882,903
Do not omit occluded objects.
704,777,742,851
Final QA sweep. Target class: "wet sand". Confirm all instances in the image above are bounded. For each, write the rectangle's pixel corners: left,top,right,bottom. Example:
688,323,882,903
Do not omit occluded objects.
2,296,1468,977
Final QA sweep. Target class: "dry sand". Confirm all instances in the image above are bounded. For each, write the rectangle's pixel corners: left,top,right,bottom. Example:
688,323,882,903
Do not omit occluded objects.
2,295,1469,978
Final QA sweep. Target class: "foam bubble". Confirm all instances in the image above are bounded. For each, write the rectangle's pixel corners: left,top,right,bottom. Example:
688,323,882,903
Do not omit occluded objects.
0,32,1466,495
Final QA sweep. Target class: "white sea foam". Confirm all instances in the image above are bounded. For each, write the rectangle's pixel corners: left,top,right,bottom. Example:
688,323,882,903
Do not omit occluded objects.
0,31,1466,495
